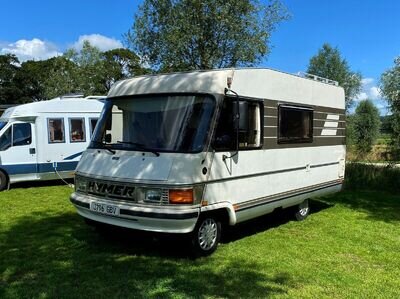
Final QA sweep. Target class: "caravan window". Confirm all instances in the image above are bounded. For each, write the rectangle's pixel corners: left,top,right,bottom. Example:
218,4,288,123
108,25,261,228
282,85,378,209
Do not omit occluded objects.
0,127,11,151
214,98,263,151
89,118,98,137
12,123,31,146
278,106,313,143
69,118,86,142
48,118,65,143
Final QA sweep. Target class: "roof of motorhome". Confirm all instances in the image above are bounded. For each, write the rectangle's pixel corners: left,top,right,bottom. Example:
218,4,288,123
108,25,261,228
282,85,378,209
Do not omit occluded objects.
0,96,105,120
108,68,345,110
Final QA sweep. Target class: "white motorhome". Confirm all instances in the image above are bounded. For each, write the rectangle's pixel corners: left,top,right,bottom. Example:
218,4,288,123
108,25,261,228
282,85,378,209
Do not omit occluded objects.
70,69,346,256
0,95,112,190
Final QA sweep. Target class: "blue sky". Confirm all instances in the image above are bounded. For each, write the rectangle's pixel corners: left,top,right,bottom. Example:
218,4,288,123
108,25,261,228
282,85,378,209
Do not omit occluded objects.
1,0,399,114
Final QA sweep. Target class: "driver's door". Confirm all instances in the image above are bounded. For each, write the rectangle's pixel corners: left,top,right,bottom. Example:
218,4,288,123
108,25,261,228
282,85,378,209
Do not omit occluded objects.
0,121,38,180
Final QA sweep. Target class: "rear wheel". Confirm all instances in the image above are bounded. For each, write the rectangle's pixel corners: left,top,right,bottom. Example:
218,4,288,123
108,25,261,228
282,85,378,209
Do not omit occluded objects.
0,170,8,191
191,215,221,257
294,199,310,221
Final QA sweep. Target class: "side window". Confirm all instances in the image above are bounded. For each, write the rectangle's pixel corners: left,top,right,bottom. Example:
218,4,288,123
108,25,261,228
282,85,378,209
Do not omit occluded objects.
69,118,86,142
278,106,313,143
0,127,12,151
214,98,262,151
89,118,99,137
13,123,32,146
48,118,65,143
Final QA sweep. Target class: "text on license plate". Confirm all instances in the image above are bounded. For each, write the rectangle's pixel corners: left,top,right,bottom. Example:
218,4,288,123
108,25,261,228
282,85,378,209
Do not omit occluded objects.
90,201,120,216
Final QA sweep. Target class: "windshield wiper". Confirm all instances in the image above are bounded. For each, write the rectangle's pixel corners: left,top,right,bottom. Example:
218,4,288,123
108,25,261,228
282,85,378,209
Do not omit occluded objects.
117,141,160,157
91,141,116,155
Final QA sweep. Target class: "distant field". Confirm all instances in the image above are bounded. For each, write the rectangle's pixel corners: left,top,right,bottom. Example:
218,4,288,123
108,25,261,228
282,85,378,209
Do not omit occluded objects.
1,184,399,298
347,133,393,162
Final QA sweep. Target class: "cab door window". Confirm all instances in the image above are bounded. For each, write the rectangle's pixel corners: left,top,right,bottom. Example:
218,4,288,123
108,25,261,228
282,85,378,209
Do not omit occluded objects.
214,98,263,151
12,123,32,146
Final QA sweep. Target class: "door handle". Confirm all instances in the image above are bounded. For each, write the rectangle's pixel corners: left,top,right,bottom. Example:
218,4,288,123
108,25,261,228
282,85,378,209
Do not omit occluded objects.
29,148,36,154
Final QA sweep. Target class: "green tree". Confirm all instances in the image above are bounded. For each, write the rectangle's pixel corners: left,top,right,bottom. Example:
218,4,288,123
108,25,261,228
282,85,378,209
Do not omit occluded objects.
43,56,80,99
0,54,23,104
127,0,289,72
352,100,381,156
65,41,107,95
380,56,400,156
102,48,149,90
307,43,362,111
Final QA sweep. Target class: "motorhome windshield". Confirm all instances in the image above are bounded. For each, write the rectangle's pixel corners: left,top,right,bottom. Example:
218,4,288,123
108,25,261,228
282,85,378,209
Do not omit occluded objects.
0,121,7,131
90,95,215,153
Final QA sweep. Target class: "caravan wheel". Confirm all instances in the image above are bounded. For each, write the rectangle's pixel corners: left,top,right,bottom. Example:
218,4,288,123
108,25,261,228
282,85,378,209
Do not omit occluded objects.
0,171,8,191
294,199,310,221
191,215,221,257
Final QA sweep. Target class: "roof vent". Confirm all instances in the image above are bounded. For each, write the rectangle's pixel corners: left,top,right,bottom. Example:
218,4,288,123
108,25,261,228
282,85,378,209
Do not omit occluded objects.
297,72,339,86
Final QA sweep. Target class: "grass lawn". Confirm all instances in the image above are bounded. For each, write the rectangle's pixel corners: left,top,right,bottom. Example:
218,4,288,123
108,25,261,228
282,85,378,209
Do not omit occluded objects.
1,184,400,298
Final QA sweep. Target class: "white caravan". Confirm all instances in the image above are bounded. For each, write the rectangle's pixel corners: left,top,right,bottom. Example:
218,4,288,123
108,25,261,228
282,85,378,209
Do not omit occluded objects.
0,95,112,190
70,69,346,256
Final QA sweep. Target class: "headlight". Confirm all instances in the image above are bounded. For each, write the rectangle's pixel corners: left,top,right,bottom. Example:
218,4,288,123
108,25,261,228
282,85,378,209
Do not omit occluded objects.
75,176,87,192
144,189,163,203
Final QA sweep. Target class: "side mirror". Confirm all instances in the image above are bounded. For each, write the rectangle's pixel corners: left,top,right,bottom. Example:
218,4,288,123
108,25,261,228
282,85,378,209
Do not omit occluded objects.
104,133,112,143
232,101,248,132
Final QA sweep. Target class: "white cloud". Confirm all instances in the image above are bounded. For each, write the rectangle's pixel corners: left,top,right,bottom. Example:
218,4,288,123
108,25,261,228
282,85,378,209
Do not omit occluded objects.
355,78,381,101
0,38,62,61
352,77,390,115
72,34,123,52
369,86,381,100
361,78,374,85
355,92,368,101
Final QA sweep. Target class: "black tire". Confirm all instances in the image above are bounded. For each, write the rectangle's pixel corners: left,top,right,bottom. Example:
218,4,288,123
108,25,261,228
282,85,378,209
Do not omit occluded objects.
294,199,310,221
191,215,221,257
0,170,8,191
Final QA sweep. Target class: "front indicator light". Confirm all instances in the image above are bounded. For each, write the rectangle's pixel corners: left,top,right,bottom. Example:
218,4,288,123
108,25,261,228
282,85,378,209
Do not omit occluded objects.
169,189,193,204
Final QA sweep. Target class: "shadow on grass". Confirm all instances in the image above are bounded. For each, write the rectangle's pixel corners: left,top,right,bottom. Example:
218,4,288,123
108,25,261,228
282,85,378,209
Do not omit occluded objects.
0,211,295,298
322,191,400,223
222,199,333,243
10,179,73,190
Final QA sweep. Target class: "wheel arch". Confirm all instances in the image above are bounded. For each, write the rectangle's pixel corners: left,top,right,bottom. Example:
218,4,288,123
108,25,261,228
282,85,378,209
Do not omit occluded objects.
200,202,237,226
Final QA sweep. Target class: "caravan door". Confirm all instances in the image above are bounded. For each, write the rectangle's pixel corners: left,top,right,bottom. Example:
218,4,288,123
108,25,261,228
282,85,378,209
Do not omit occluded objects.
0,121,38,182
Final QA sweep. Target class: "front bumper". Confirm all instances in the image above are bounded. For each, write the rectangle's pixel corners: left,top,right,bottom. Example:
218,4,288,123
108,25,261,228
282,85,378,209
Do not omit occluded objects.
70,192,200,233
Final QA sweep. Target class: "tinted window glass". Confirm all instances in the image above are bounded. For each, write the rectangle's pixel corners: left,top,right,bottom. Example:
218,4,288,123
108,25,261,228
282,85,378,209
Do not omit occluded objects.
90,118,98,136
0,127,11,151
0,121,7,131
69,118,86,142
278,106,313,143
13,123,32,146
214,98,262,150
90,96,215,153
48,118,65,143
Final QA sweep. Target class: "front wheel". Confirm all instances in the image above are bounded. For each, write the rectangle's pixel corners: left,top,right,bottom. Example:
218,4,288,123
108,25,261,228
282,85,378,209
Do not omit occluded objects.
294,199,310,221
191,215,221,257
0,170,8,191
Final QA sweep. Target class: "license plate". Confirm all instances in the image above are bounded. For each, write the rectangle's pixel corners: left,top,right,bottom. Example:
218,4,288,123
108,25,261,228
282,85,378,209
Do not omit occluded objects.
90,201,119,216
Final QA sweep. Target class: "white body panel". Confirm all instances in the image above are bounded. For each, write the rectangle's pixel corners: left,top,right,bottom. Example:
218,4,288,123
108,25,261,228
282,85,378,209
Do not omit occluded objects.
72,68,346,234
0,97,105,185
